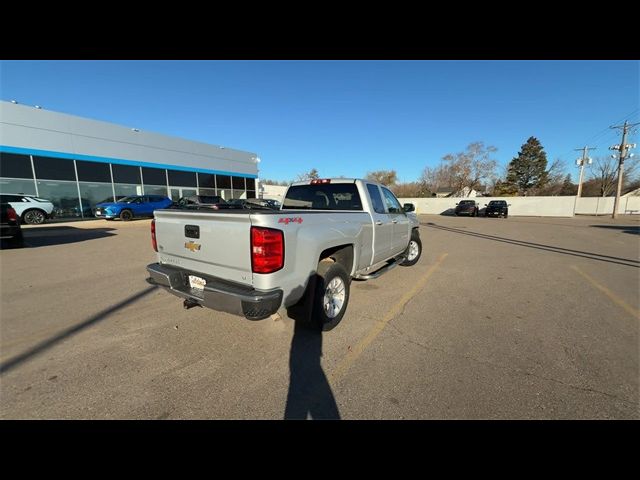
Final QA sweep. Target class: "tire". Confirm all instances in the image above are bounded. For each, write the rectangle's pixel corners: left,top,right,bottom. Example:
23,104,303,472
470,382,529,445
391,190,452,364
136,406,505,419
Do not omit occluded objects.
312,260,351,331
119,209,133,221
504,212,508,219
22,209,46,225
400,230,422,266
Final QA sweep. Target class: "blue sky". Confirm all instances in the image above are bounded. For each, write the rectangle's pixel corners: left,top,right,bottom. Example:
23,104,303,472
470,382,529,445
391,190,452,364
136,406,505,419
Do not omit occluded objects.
1,60,638,183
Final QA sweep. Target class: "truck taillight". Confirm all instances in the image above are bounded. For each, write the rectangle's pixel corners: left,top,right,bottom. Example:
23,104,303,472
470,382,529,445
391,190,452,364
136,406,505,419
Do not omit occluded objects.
7,207,18,222
251,226,284,274
310,179,331,184
151,219,158,252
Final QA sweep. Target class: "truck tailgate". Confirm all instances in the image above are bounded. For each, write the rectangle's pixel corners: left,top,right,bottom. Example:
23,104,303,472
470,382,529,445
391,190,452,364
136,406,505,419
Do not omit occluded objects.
154,210,253,286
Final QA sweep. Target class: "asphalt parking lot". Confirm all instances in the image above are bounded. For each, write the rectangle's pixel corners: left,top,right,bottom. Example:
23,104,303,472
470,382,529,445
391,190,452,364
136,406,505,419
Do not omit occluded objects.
1,214,638,419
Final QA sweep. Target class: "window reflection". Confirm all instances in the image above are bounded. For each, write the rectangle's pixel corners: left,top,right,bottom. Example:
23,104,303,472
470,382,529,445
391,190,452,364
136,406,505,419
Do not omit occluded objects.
37,180,81,219
0,178,37,196
79,182,114,215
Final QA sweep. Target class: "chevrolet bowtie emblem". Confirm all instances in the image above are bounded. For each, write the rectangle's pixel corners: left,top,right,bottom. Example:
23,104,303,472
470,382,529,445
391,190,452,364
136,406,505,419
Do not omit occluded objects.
184,241,201,252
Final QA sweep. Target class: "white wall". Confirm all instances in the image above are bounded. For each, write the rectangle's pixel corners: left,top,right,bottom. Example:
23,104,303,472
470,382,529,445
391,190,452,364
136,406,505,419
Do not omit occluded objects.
574,196,640,215
260,184,288,202
397,196,640,217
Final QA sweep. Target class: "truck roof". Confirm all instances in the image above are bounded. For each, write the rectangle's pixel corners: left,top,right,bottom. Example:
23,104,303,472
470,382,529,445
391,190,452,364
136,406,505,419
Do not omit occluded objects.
289,178,385,187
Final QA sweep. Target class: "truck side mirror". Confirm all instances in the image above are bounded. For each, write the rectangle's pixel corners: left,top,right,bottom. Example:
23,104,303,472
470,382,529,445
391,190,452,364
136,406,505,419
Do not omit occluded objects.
403,203,415,213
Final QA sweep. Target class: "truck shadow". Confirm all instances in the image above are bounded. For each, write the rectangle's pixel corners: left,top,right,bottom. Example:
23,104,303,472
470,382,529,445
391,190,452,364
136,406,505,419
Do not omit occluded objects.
590,225,640,235
283,276,341,420
21,226,117,248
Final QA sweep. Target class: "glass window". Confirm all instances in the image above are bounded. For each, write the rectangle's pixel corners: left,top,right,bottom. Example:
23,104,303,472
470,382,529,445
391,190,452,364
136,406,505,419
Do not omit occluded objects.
114,183,143,198
283,183,363,210
198,188,216,196
216,175,231,189
144,185,169,196
219,189,232,201
0,153,33,179
79,182,115,215
232,176,246,190
232,189,245,200
33,156,76,181
141,167,166,185
381,187,402,213
197,173,215,188
366,184,385,214
246,178,256,191
76,160,111,183
0,178,37,196
36,180,81,219
168,170,197,187
246,190,256,199
113,164,141,184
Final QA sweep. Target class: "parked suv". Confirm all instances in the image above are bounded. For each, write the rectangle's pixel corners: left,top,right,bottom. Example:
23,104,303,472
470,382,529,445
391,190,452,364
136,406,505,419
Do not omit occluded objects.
485,200,510,218
95,195,173,221
0,194,55,224
454,200,479,217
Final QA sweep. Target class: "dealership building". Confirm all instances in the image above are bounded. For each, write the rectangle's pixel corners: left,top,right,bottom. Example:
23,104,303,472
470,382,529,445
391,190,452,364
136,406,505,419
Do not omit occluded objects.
0,100,259,220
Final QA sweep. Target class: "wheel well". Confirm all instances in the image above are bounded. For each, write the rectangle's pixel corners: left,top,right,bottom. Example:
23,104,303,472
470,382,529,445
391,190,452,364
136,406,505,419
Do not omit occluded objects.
318,244,354,274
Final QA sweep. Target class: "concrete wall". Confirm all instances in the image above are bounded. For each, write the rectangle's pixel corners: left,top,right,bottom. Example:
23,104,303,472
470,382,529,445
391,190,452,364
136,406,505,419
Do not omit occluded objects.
260,184,288,202
574,196,640,215
397,196,640,217
0,101,258,177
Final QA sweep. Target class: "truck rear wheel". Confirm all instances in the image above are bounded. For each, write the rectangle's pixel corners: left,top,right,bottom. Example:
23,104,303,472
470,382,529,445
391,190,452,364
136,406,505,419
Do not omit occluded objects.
312,260,351,331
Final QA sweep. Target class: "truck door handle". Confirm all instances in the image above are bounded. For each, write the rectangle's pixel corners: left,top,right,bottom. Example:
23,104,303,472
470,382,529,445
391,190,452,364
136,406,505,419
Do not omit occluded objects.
375,221,383,225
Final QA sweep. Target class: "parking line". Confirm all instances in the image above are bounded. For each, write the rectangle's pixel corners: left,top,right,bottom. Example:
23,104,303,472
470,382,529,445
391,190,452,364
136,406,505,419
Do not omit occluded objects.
329,252,448,383
571,265,640,320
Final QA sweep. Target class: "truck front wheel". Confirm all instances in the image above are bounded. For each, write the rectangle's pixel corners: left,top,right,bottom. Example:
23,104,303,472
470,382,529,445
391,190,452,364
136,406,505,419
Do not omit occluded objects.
313,260,351,331
400,231,422,266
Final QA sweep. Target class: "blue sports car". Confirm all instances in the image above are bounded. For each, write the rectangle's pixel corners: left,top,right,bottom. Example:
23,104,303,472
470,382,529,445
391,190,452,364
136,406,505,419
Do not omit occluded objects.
94,195,173,221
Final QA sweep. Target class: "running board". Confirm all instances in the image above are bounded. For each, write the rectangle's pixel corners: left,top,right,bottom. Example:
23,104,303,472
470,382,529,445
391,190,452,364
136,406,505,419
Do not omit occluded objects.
355,255,406,280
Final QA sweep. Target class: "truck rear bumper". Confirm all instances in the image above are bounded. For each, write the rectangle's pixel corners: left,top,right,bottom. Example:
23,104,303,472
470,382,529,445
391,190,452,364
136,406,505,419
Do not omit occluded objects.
146,262,282,320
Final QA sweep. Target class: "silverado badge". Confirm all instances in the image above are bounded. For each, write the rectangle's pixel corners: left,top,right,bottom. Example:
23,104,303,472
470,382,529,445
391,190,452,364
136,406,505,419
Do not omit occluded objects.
184,241,201,252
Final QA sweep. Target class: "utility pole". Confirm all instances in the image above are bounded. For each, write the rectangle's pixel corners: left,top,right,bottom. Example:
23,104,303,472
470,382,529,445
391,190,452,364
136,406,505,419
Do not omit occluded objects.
574,146,596,197
609,120,639,219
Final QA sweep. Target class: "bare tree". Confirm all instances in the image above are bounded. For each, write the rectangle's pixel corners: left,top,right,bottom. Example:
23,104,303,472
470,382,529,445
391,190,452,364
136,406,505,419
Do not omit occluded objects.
392,182,431,198
295,168,320,182
365,170,398,187
590,156,619,197
589,155,639,197
442,142,498,196
533,158,567,195
420,164,454,194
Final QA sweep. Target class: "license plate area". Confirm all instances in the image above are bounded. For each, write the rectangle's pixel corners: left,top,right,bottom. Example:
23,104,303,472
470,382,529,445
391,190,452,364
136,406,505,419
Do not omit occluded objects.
188,275,206,290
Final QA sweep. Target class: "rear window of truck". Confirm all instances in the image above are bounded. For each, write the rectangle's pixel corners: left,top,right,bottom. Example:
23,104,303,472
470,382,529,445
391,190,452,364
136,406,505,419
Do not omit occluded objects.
283,183,363,210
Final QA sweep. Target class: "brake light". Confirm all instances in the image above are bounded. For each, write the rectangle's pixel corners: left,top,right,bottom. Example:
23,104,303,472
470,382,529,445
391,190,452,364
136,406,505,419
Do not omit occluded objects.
151,219,158,252
310,179,331,184
7,207,17,222
251,226,284,274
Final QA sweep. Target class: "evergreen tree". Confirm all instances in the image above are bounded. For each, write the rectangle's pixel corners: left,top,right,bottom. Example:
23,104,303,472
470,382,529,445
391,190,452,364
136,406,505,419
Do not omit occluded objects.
506,137,549,194
559,174,577,196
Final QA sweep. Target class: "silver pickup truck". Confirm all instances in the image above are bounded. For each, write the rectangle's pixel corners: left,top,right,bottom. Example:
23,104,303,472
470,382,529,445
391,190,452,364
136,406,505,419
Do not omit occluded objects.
146,178,422,330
